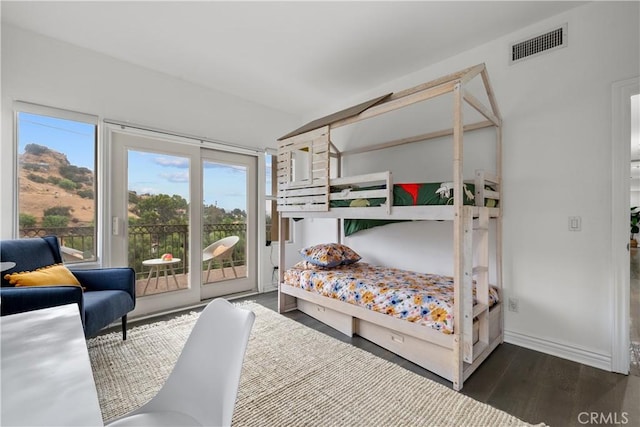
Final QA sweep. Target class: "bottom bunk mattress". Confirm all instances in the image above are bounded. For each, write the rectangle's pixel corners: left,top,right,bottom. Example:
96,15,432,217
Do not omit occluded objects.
284,261,499,335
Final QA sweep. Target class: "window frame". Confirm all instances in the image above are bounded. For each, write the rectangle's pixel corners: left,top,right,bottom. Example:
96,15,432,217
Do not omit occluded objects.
13,101,101,265
265,150,290,244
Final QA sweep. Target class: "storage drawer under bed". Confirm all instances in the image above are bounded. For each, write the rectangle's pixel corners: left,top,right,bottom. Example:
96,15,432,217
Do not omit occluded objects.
297,298,355,336
354,304,502,379
297,295,501,343
356,318,453,379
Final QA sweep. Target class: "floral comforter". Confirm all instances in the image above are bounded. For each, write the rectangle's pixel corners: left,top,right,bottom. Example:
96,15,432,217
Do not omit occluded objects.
284,262,499,335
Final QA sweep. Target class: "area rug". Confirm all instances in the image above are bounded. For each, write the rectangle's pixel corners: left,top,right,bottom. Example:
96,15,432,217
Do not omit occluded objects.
89,302,538,426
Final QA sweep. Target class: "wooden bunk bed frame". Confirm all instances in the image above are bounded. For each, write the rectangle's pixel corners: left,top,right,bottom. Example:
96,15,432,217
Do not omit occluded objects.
276,63,503,391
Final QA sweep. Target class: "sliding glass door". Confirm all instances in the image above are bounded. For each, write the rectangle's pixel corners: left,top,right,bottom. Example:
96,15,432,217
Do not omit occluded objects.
109,125,256,314
200,151,256,300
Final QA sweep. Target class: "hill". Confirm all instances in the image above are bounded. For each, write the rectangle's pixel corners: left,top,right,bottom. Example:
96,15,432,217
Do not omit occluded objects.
19,144,95,226
19,144,243,229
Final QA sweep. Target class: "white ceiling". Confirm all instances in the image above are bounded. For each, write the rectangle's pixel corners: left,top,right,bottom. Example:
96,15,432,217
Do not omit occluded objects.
2,1,585,117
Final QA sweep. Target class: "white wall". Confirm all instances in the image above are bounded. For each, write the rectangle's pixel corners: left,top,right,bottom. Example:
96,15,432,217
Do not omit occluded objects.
0,24,299,296
299,2,639,370
3,2,639,369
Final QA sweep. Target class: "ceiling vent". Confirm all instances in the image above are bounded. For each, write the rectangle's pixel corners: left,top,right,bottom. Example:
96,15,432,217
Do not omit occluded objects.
510,24,567,64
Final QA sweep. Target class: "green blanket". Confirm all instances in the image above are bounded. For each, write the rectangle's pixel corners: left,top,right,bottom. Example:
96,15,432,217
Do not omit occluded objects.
330,183,494,236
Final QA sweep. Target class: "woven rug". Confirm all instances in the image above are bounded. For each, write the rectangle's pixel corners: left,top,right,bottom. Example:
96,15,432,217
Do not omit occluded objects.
89,302,538,426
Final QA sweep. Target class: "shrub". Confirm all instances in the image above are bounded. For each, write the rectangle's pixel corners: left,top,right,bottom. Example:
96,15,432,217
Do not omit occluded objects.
77,189,94,199
58,178,77,191
23,163,42,172
19,213,37,228
24,143,50,155
26,173,46,183
59,165,92,183
44,206,72,217
42,215,69,228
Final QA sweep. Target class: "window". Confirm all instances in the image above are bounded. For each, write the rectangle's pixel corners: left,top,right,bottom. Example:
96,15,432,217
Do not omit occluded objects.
265,151,289,244
15,103,98,263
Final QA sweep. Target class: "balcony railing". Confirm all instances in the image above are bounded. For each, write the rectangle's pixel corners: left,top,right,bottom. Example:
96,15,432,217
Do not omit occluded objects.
19,223,247,281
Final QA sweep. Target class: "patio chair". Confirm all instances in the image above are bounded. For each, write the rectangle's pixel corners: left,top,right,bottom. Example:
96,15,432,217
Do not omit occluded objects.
202,236,239,281
106,298,255,427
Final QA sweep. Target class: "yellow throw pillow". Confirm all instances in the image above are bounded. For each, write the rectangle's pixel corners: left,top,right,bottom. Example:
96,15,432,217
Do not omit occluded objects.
4,264,82,288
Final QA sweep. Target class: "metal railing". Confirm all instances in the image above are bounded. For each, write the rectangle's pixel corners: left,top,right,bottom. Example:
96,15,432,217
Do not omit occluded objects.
20,223,247,281
20,226,96,262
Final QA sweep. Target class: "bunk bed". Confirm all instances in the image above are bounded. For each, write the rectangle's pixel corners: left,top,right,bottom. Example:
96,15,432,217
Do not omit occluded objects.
276,63,503,391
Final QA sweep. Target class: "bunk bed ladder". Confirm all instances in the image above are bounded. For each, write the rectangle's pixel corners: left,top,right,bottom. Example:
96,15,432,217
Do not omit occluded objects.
460,206,473,365
466,207,491,364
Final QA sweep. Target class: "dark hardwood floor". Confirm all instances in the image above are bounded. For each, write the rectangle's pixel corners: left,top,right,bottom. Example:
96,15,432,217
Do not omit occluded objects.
115,291,640,427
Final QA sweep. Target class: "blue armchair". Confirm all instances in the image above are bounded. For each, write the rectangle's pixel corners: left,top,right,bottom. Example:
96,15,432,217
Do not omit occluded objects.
1,236,136,339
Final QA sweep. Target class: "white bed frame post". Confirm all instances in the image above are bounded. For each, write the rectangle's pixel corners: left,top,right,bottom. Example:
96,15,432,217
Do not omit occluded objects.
496,125,504,342
452,82,465,391
336,149,343,242
277,213,288,313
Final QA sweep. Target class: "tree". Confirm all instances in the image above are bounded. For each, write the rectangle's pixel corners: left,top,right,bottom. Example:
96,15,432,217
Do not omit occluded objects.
203,204,225,225
132,194,188,224
231,208,245,218
128,191,140,205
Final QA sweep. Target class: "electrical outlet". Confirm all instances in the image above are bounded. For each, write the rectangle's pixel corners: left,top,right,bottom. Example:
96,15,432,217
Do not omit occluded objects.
508,298,519,313
568,216,581,231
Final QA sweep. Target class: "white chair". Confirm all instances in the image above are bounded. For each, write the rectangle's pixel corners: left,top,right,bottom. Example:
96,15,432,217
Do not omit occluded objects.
106,298,255,427
202,236,240,282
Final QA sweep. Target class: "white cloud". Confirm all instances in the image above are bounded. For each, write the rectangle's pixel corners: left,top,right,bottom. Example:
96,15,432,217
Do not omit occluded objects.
154,157,189,168
160,171,189,183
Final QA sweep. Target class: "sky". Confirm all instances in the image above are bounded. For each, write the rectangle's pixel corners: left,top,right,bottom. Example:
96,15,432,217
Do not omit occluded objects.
18,112,259,212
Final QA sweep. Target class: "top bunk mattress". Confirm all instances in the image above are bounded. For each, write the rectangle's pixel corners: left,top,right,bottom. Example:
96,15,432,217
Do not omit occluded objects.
284,261,499,335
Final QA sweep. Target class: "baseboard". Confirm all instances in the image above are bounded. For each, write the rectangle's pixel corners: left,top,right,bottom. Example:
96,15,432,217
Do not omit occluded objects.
262,282,278,293
504,330,611,372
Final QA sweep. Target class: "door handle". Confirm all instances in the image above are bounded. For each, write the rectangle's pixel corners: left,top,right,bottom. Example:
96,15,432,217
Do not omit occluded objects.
112,217,120,236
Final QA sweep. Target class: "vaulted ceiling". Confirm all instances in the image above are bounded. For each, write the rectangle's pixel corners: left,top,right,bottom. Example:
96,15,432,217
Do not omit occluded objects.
1,1,585,117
